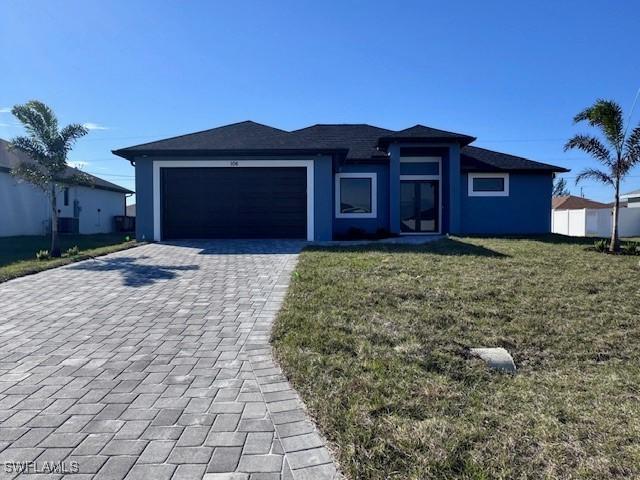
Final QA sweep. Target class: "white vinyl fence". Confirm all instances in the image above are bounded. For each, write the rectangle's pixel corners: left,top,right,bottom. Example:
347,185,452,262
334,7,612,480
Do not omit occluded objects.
552,208,640,238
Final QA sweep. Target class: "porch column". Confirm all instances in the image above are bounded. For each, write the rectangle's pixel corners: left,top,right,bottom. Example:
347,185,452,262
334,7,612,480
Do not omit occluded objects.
448,143,461,234
388,143,401,234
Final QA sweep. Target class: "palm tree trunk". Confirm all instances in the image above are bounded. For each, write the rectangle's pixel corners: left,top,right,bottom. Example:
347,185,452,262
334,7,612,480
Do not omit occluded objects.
610,177,620,253
50,185,61,258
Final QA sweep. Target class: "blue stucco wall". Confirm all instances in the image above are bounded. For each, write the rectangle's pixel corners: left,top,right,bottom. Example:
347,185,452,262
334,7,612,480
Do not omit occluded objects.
460,172,553,234
135,158,154,242
313,156,333,241
333,163,390,236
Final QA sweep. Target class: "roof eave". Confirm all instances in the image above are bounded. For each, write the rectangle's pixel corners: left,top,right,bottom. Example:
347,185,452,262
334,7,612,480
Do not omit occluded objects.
377,135,477,147
1,166,133,194
461,165,570,173
112,147,348,160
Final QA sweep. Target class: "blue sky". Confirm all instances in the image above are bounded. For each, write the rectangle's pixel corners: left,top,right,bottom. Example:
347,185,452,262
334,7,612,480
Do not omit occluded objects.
2,0,639,203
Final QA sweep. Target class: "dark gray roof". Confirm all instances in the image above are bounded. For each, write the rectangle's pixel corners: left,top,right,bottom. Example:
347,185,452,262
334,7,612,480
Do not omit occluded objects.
621,188,640,197
115,121,296,152
378,124,476,146
113,121,567,172
0,138,133,194
462,146,569,173
290,124,392,160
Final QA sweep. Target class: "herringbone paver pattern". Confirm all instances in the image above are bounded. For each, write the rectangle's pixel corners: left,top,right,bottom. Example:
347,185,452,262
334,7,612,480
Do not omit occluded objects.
0,241,338,479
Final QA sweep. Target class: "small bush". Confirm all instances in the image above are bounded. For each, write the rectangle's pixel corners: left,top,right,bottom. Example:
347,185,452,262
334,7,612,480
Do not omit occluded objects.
124,235,131,242
621,241,640,256
35,250,50,261
64,245,80,257
593,239,609,252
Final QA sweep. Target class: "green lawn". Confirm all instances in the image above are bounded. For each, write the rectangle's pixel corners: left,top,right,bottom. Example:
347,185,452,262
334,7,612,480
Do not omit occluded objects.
0,234,138,282
272,236,640,479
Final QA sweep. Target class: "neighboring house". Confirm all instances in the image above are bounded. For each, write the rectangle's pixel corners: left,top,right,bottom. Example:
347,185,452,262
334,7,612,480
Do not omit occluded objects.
112,121,568,241
0,138,133,237
621,189,640,208
552,194,640,237
126,204,136,217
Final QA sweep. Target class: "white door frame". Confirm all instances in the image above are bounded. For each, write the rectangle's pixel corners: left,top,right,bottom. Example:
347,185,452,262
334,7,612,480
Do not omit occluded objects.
152,159,315,241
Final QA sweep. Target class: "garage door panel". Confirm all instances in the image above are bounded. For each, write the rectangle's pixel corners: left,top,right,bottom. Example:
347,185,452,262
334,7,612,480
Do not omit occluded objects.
161,167,307,239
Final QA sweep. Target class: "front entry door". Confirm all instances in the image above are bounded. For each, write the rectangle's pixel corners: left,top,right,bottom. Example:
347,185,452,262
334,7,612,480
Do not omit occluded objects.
400,180,439,233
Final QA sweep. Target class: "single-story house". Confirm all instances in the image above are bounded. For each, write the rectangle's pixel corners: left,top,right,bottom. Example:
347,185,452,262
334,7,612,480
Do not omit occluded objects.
1,138,133,237
113,121,568,241
621,189,640,208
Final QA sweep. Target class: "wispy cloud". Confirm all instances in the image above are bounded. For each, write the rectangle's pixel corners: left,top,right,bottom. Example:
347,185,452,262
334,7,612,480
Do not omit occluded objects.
0,123,11,128
0,107,11,114
83,122,110,131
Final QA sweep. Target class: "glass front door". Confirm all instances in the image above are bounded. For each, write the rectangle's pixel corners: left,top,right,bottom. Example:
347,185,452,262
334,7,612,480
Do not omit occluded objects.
400,180,439,233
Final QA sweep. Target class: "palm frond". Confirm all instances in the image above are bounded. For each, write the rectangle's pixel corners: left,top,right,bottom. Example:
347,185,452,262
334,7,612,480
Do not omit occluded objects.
573,99,624,150
60,124,89,144
575,168,614,186
9,136,48,163
11,101,59,152
552,177,570,197
10,162,51,190
624,124,640,164
564,134,612,166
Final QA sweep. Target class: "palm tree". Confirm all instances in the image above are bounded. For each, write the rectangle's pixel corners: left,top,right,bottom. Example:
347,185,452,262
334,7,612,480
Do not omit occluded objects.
565,99,640,252
9,101,89,257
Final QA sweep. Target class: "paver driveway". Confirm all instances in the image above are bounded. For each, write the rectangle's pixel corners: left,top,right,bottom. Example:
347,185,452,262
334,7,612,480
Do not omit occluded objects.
0,241,338,480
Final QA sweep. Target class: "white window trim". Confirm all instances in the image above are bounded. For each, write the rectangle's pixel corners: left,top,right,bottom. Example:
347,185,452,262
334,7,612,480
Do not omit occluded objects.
334,172,377,219
468,172,510,197
152,159,314,241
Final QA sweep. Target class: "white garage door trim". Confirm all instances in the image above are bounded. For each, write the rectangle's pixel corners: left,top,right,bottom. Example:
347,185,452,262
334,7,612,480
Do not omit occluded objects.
153,159,315,241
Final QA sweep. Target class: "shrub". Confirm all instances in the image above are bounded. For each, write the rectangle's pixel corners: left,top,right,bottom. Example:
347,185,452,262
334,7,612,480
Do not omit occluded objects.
621,241,640,256
593,239,609,252
124,235,131,242
65,245,80,257
35,250,50,261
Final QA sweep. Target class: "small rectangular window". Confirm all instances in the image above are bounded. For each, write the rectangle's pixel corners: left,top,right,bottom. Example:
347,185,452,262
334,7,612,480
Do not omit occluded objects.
63,187,69,206
468,173,509,197
335,173,377,218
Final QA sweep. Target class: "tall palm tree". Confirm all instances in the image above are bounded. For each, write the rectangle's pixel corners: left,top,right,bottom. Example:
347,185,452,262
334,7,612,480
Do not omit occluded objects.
565,99,640,252
9,101,88,257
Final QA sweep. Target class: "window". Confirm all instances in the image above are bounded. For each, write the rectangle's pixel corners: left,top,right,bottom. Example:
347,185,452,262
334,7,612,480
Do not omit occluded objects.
63,187,70,206
335,173,377,218
468,173,509,197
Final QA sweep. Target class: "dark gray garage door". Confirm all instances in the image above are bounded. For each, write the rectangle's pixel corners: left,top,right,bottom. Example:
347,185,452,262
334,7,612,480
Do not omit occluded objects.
161,167,307,239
